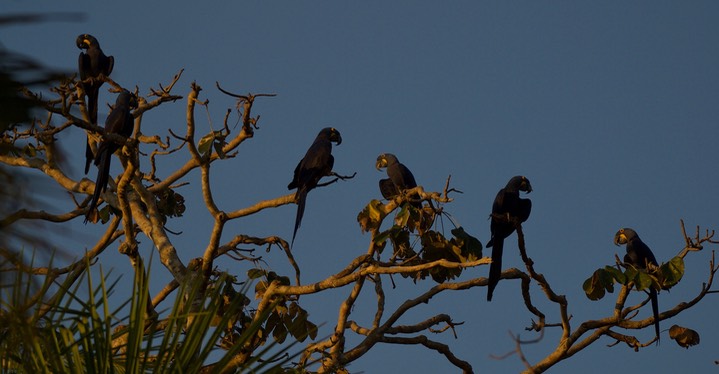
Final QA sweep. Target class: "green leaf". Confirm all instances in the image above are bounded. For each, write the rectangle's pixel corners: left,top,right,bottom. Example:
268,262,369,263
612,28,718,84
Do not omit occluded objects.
420,230,462,283
583,268,619,300
213,133,228,159
98,205,111,223
357,200,385,233
659,256,685,289
288,301,300,318
634,271,655,291
247,268,266,279
390,227,414,259
197,131,216,156
265,311,279,336
451,227,483,260
272,317,288,344
373,228,393,246
306,320,319,340
583,269,607,301
282,303,317,343
394,204,410,227
278,275,291,286
603,265,627,285
622,264,659,292
404,203,423,233
286,313,308,341
265,271,291,286
418,206,435,235
624,266,639,284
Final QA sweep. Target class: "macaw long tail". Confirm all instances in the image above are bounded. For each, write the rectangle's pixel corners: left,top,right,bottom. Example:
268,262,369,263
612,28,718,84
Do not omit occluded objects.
87,85,100,125
291,188,308,248
650,288,660,344
84,137,94,175
84,151,110,224
487,237,504,302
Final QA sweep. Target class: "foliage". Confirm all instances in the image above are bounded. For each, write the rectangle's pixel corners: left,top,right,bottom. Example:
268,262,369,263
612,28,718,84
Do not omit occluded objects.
583,256,685,301
359,201,482,283
0,254,296,373
669,324,701,349
1,30,717,374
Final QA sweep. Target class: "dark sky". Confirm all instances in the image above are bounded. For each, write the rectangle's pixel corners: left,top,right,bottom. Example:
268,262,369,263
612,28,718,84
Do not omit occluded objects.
4,2,718,372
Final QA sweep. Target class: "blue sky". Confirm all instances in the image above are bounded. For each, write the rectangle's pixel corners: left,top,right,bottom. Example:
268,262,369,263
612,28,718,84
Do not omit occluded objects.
3,2,718,372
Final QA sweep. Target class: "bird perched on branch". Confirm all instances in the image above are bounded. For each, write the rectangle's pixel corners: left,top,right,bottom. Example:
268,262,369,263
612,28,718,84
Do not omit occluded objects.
287,127,342,247
85,90,136,224
376,153,421,208
486,176,532,301
614,227,661,343
77,33,114,174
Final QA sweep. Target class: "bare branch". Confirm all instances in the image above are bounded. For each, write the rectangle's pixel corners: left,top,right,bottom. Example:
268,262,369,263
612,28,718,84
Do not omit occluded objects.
379,335,473,374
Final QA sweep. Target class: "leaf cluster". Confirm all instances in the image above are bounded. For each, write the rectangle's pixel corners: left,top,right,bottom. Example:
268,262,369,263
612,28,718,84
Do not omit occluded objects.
250,268,318,346
359,201,482,283
583,257,685,301
155,187,187,221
